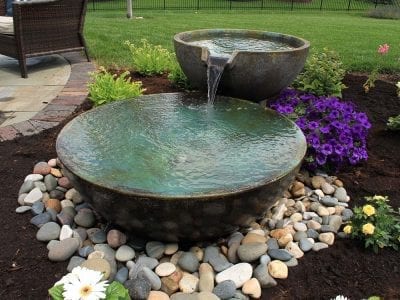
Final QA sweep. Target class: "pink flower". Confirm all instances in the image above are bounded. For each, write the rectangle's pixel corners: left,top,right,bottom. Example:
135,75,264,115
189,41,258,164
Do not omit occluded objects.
378,43,390,55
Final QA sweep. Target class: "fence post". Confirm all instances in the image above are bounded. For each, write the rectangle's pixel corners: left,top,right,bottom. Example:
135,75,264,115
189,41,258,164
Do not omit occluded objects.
319,0,323,10
127,0,133,18
291,0,294,11
347,0,351,10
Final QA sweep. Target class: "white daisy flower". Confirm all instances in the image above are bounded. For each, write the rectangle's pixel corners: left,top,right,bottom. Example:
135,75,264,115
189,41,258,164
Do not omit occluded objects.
331,296,349,300
55,266,109,300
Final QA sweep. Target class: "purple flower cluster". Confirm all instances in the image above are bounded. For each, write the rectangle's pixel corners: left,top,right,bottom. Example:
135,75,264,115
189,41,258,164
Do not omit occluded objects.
269,89,371,171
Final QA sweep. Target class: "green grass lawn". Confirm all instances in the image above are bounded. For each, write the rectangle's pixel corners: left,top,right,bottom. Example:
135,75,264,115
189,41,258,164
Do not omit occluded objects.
85,10,400,73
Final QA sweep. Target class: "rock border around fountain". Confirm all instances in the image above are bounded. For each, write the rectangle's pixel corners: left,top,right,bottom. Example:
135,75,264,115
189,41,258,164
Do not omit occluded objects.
174,29,310,102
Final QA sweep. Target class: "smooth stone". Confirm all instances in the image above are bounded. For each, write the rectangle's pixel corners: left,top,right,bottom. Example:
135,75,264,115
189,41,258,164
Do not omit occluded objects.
88,250,105,260
81,258,111,280
285,242,304,259
146,241,166,259
164,243,179,255
278,233,293,247
18,193,28,206
116,245,136,262
48,237,80,261
156,262,176,277
319,232,335,245
203,246,220,263
93,244,116,262
242,278,261,299
50,167,63,177
49,189,64,200
267,249,292,261
148,291,170,300
67,256,85,272
16,206,32,214
320,225,336,233
213,280,236,299
303,211,319,220
33,162,51,175
209,253,233,272
62,206,77,219
228,232,244,247
44,198,62,213
60,199,74,209
268,260,288,279
178,252,199,273
124,278,151,300
215,263,252,288
314,189,325,199
170,293,197,300
30,212,52,228
34,181,47,193
266,238,279,250
198,291,220,300
199,263,214,292
307,219,321,230
90,230,107,244
271,203,287,221
317,206,330,217
259,254,271,265
321,182,335,195
322,215,330,225
79,245,94,258
299,238,314,252
284,257,298,267
253,263,277,288
306,229,320,239
74,209,96,228
36,222,61,241
179,272,199,293
59,224,74,240
19,180,35,195
74,227,88,241
24,174,44,182
293,231,307,242
312,242,329,251
293,222,307,232
160,271,182,295
342,209,354,221
290,212,303,222
321,196,339,207
58,176,72,189
24,187,43,205
337,202,349,207
189,246,204,261
45,209,57,223
294,201,306,213
311,175,326,189
241,233,266,244
230,291,250,300
56,186,68,193
47,240,60,251
237,243,268,262
44,174,58,191
136,256,159,270
115,267,129,284
170,251,183,265
138,267,162,290
227,242,240,264
107,229,127,248
334,187,347,202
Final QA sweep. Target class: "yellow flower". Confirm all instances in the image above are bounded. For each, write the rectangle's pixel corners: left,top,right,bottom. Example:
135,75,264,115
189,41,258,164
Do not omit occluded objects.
362,204,376,217
372,195,386,202
343,225,352,234
362,223,375,235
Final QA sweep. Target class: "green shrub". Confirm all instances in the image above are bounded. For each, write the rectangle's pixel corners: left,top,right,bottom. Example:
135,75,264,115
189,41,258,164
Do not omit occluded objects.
387,114,400,130
293,48,346,97
167,59,191,89
125,39,174,76
365,6,400,20
88,67,145,106
343,195,400,253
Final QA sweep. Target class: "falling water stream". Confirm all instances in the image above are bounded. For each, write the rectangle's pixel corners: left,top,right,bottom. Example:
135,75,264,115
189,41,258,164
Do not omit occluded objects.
188,36,295,104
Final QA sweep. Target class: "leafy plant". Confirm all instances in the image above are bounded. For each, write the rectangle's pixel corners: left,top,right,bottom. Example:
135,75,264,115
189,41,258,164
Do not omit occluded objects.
387,114,400,131
363,43,390,93
269,89,371,171
104,281,131,300
167,59,191,89
293,48,346,97
343,195,400,253
88,67,145,106
125,39,174,76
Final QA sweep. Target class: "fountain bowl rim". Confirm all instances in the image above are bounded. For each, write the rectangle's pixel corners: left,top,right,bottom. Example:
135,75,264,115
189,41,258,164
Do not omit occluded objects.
173,28,311,54
56,93,307,201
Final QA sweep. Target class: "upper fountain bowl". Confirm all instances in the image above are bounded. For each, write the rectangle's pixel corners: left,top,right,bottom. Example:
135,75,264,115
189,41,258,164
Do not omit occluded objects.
174,29,310,102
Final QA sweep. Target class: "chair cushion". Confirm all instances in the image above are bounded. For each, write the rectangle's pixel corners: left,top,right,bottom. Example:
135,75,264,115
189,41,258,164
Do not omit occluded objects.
0,16,14,35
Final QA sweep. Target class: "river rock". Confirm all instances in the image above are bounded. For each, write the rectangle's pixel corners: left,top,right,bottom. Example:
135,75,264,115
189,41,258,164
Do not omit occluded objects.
312,242,329,251
58,176,72,189
164,243,179,255
199,263,214,292
293,222,307,232
33,181,47,192
48,237,80,261
253,263,277,288
30,212,52,227
179,272,199,293
215,263,252,288
146,241,165,259
107,229,127,248
178,252,199,273
156,262,176,277
334,187,347,202
267,249,292,261
299,238,314,252
138,267,162,290
24,187,43,205
36,222,61,241
79,245,94,258
81,258,111,280
321,196,339,207
241,232,266,244
242,278,261,299
148,291,170,300
306,228,319,239
213,280,236,299
266,238,279,250
115,266,129,284
24,174,43,182
67,256,85,272
16,206,31,214
197,291,220,300
44,174,58,191
293,231,307,242
74,209,96,228
321,182,335,195
116,245,136,262
136,256,159,270
311,175,326,189
319,232,335,245
285,241,304,259
268,260,288,279
59,224,73,240
278,233,293,247
237,243,268,262
44,198,62,213
56,210,73,226
329,215,343,232
125,278,151,300
33,161,51,175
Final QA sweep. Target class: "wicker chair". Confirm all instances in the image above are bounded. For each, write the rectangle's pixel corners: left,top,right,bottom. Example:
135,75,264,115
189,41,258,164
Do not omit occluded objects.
0,0,89,78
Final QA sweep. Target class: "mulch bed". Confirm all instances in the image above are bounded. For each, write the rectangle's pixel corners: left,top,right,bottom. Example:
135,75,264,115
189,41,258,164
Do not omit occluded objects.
0,73,399,299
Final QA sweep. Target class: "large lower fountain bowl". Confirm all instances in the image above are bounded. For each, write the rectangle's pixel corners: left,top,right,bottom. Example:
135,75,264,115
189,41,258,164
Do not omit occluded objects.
56,93,307,242
174,29,310,102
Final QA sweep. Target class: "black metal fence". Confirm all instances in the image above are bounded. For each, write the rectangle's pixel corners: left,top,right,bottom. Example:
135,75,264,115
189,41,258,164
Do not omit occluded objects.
88,0,399,11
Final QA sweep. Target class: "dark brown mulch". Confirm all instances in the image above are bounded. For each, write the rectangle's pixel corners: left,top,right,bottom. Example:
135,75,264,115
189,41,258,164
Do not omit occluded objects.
0,74,399,299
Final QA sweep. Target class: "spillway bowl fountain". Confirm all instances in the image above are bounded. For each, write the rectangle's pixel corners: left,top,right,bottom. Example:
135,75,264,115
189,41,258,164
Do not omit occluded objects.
57,93,307,242
174,29,310,101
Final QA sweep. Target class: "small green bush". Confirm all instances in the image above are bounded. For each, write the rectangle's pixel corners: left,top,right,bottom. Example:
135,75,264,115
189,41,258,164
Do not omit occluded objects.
365,6,400,20
293,48,346,97
88,67,145,106
387,114,400,130
167,59,191,89
125,39,174,76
